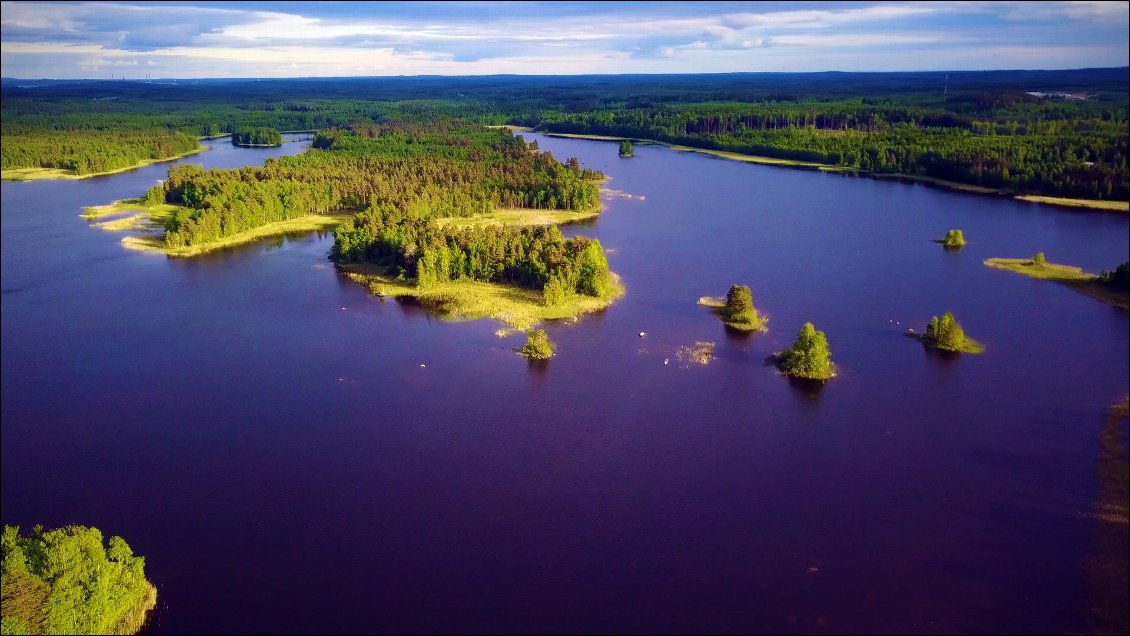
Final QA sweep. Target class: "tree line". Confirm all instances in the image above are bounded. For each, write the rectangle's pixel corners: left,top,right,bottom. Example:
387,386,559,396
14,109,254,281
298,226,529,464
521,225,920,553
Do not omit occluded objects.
332,203,613,301
231,127,282,146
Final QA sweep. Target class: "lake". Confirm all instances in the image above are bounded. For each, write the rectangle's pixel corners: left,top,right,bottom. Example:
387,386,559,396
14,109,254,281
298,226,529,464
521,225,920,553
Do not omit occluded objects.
2,131,1127,634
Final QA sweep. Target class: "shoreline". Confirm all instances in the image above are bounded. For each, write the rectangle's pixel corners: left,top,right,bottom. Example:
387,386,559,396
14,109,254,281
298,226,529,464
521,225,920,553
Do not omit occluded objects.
518,128,1127,212
984,258,1129,310
83,196,351,258
1,145,207,182
340,262,625,330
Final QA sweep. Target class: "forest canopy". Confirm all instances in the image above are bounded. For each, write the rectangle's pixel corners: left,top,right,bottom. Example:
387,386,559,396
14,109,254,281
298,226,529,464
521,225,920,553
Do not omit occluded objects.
0,525,156,635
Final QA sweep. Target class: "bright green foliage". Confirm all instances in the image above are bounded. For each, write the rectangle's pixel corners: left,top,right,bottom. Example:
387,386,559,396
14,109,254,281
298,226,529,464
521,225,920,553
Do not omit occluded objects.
1,129,199,176
519,329,555,360
778,322,835,380
542,274,569,307
942,229,966,247
721,284,764,329
618,140,634,157
1033,251,1047,267
333,200,612,298
231,127,282,146
0,525,156,635
924,311,984,353
159,121,602,249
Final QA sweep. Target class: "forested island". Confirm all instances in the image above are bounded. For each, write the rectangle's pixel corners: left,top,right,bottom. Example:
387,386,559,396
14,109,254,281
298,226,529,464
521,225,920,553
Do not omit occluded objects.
231,127,282,147
906,311,985,354
81,120,621,327
2,70,1126,208
699,285,768,332
0,525,156,635
773,322,836,381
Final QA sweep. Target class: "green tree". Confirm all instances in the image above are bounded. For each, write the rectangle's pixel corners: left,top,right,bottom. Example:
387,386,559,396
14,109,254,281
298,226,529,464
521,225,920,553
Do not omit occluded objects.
618,140,634,157
519,329,555,360
778,322,835,380
720,284,766,330
942,229,965,247
1033,251,1046,267
922,311,983,353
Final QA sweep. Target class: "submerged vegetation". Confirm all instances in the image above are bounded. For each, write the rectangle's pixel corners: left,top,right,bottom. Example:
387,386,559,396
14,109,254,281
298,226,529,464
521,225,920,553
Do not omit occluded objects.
0,525,156,635
676,341,716,366
519,329,556,360
908,311,985,354
774,322,836,381
699,285,768,332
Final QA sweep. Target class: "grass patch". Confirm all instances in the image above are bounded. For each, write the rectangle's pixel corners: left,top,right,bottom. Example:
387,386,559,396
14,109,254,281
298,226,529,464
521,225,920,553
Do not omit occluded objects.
1014,195,1129,213
984,258,1129,310
2,145,206,181
340,263,625,330
435,206,600,229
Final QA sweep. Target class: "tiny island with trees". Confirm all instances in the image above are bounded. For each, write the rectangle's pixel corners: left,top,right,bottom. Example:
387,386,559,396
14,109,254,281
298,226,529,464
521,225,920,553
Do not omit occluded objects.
618,140,634,158
772,322,836,381
519,329,556,360
0,525,157,635
939,229,966,248
906,311,985,354
699,285,768,332
231,127,283,147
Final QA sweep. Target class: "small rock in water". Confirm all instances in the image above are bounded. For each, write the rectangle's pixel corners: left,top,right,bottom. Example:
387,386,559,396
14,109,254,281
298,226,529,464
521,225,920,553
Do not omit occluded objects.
639,331,647,337
419,364,426,368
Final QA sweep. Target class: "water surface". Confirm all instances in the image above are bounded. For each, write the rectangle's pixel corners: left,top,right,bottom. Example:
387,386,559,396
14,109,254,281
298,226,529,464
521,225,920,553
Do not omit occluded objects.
2,132,1127,634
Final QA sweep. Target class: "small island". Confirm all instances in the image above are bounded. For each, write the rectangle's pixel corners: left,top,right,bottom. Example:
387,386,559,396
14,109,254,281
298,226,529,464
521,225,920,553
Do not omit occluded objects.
772,322,836,381
906,311,985,354
618,140,634,158
0,525,157,635
231,127,283,147
698,284,768,332
938,229,966,248
518,329,556,360
984,256,1130,310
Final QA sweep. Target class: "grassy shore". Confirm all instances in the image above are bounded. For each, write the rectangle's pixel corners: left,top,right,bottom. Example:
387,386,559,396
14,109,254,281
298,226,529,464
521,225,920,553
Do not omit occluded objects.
1014,195,1129,212
2,145,206,181
84,197,350,257
340,262,624,330
984,258,1129,310
435,206,600,229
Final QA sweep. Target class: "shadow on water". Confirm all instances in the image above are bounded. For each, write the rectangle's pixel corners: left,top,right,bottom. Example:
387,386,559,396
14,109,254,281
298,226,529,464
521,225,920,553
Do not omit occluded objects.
722,323,758,342
786,375,829,401
525,358,551,383
1084,395,1129,634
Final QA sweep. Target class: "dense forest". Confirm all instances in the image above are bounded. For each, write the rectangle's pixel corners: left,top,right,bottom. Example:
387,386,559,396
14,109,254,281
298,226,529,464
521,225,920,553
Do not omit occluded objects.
0,128,199,175
231,127,282,146
2,70,1126,199
0,525,156,635
150,121,602,249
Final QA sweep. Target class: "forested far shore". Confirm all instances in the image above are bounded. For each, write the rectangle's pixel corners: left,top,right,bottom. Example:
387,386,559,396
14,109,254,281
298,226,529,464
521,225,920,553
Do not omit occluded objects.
2,69,1125,200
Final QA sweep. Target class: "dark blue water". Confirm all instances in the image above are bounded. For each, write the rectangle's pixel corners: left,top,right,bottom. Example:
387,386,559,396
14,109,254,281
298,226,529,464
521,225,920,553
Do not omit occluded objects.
2,132,1127,634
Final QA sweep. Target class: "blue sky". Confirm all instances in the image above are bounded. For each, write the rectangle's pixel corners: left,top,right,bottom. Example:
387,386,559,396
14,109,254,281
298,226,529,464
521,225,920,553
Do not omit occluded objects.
2,1,1127,78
